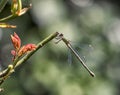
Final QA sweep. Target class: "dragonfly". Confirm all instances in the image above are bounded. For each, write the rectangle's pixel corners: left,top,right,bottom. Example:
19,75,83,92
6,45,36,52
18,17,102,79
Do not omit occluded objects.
55,33,95,77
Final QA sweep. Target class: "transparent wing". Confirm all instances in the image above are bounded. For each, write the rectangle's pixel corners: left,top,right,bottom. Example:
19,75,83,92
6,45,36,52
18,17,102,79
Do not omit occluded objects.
67,49,72,66
67,42,94,65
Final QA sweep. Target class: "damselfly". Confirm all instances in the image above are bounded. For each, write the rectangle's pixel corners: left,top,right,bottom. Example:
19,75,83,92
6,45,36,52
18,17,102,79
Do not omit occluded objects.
55,33,95,77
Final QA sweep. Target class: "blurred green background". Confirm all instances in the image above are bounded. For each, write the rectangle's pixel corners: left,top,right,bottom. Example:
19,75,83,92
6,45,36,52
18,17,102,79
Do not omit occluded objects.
0,0,120,95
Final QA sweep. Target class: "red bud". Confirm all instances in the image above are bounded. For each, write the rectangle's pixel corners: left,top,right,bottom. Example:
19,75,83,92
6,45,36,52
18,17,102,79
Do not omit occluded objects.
18,44,37,56
11,32,21,51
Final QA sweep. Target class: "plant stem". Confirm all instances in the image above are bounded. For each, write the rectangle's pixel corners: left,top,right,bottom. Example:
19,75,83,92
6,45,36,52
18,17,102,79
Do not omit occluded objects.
0,32,59,86
0,65,13,85
15,32,59,67
13,56,20,68
0,14,16,22
0,0,8,12
18,0,22,11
